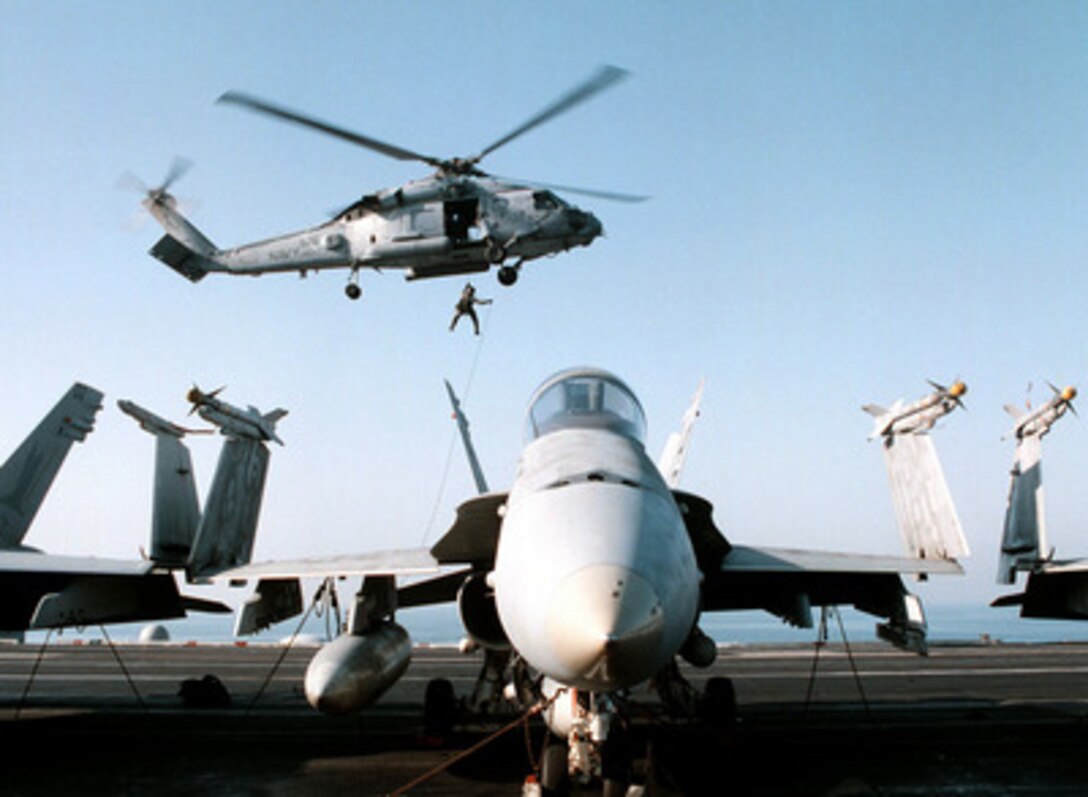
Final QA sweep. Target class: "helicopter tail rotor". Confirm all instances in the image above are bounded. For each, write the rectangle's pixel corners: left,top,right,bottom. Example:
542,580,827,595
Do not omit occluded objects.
117,156,193,208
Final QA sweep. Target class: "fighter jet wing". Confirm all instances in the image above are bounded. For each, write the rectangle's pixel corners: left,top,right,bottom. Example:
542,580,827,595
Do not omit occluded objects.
1034,558,1088,574
702,544,961,651
715,545,963,576
0,550,155,575
214,547,440,579
0,551,230,630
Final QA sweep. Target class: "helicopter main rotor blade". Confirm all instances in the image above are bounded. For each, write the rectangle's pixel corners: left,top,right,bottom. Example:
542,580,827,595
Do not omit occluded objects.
473,65,630,163
218,91,442,168
491,174,648,203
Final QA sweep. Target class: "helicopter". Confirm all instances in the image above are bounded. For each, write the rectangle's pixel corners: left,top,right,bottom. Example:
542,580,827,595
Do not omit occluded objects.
132,66,644,301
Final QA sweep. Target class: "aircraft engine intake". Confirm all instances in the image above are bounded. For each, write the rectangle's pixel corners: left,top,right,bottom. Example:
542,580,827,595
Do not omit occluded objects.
457,572,510,650
303,621,411,715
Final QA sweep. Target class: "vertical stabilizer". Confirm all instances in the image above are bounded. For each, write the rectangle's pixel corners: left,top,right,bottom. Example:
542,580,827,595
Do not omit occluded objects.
445,380,489,495
0,383,103,548
119,400,203,567
997,435,1046,584
882,434,969,560
659,379,705,489
150,434,201,566
187,438,271,579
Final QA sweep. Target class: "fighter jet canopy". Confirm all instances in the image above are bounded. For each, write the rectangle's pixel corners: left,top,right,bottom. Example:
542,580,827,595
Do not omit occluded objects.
525,367,646,443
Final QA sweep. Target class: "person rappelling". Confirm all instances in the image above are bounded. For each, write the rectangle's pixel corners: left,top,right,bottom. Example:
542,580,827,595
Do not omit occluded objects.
449,282,492,335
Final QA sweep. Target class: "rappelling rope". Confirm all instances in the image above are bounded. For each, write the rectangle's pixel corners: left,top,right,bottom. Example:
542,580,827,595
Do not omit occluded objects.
389,688,557,797
420,301,493,546
246,579,329,715
100,625,147,712
14,628,53,720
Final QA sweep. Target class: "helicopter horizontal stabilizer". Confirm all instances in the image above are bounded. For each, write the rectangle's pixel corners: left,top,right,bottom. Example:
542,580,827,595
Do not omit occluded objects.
150,234,213,283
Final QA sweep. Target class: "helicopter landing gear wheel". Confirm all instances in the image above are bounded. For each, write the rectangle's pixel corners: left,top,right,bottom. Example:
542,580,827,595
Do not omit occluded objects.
497,265,519,286
344,283,362,300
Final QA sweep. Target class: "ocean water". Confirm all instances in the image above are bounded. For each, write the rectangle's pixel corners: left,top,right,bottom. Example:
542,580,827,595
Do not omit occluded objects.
30,601,1088,647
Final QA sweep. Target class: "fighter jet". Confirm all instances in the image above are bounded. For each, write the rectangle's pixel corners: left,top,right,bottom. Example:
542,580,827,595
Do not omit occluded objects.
1004,382,1077,440
862,379,967,440
993,384,1088,616
187,386,287,445
0,385,283,632
222,368,963,791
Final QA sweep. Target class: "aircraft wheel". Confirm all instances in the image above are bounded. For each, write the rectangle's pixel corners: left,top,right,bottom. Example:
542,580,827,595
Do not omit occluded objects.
345,283,362,300
498,266,519,286
423,677,456,737
600,733,631,796
602,778,628,797
701,676,737,730
540,741,570,795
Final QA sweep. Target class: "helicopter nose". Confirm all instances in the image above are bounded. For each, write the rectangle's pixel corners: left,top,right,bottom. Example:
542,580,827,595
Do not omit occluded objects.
566,208,602,239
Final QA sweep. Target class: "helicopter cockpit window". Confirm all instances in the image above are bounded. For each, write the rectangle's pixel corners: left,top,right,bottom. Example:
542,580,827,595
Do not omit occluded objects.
525,369,646,443
532,190,563,211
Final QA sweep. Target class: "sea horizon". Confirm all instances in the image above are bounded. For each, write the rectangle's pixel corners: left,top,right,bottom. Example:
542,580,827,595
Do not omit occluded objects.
22,601,1088,648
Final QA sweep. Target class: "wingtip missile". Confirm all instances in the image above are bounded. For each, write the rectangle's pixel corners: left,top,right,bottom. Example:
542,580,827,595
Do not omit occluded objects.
186,386,287,444
1009,382,1077,439
865,378,967,439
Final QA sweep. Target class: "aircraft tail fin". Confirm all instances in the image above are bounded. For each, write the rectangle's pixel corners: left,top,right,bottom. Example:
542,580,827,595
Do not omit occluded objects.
121,401,202,568
187,437,272,579
659,379,705,489
445,379,489,495
997,434,1047,584
0,383,103,548
881,433,969,561
861,403,888,418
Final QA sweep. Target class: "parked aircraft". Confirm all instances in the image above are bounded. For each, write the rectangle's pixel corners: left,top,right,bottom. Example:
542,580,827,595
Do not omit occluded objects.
994,385,1088,616
0,384,282,632
862,379,967,440
223,368,963,792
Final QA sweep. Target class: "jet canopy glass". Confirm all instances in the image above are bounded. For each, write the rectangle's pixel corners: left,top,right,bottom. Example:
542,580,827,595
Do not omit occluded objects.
525,368,647,442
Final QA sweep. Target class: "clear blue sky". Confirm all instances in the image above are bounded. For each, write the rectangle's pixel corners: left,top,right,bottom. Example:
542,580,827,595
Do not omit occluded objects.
3,2,1088,615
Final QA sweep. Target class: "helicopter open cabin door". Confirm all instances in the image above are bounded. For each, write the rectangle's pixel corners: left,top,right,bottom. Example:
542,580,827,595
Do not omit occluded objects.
443,196,479,245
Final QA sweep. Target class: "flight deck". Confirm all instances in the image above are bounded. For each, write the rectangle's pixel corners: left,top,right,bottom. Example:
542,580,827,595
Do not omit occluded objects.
2,640,1087,795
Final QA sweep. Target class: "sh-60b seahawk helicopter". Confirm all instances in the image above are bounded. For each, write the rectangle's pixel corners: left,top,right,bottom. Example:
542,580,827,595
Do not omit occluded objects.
133,66,643,300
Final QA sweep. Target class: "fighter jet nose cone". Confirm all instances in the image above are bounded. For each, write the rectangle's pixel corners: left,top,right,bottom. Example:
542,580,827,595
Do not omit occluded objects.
546,565,665,689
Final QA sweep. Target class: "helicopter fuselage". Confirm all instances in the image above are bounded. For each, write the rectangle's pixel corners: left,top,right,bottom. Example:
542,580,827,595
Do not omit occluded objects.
147,177,602,289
